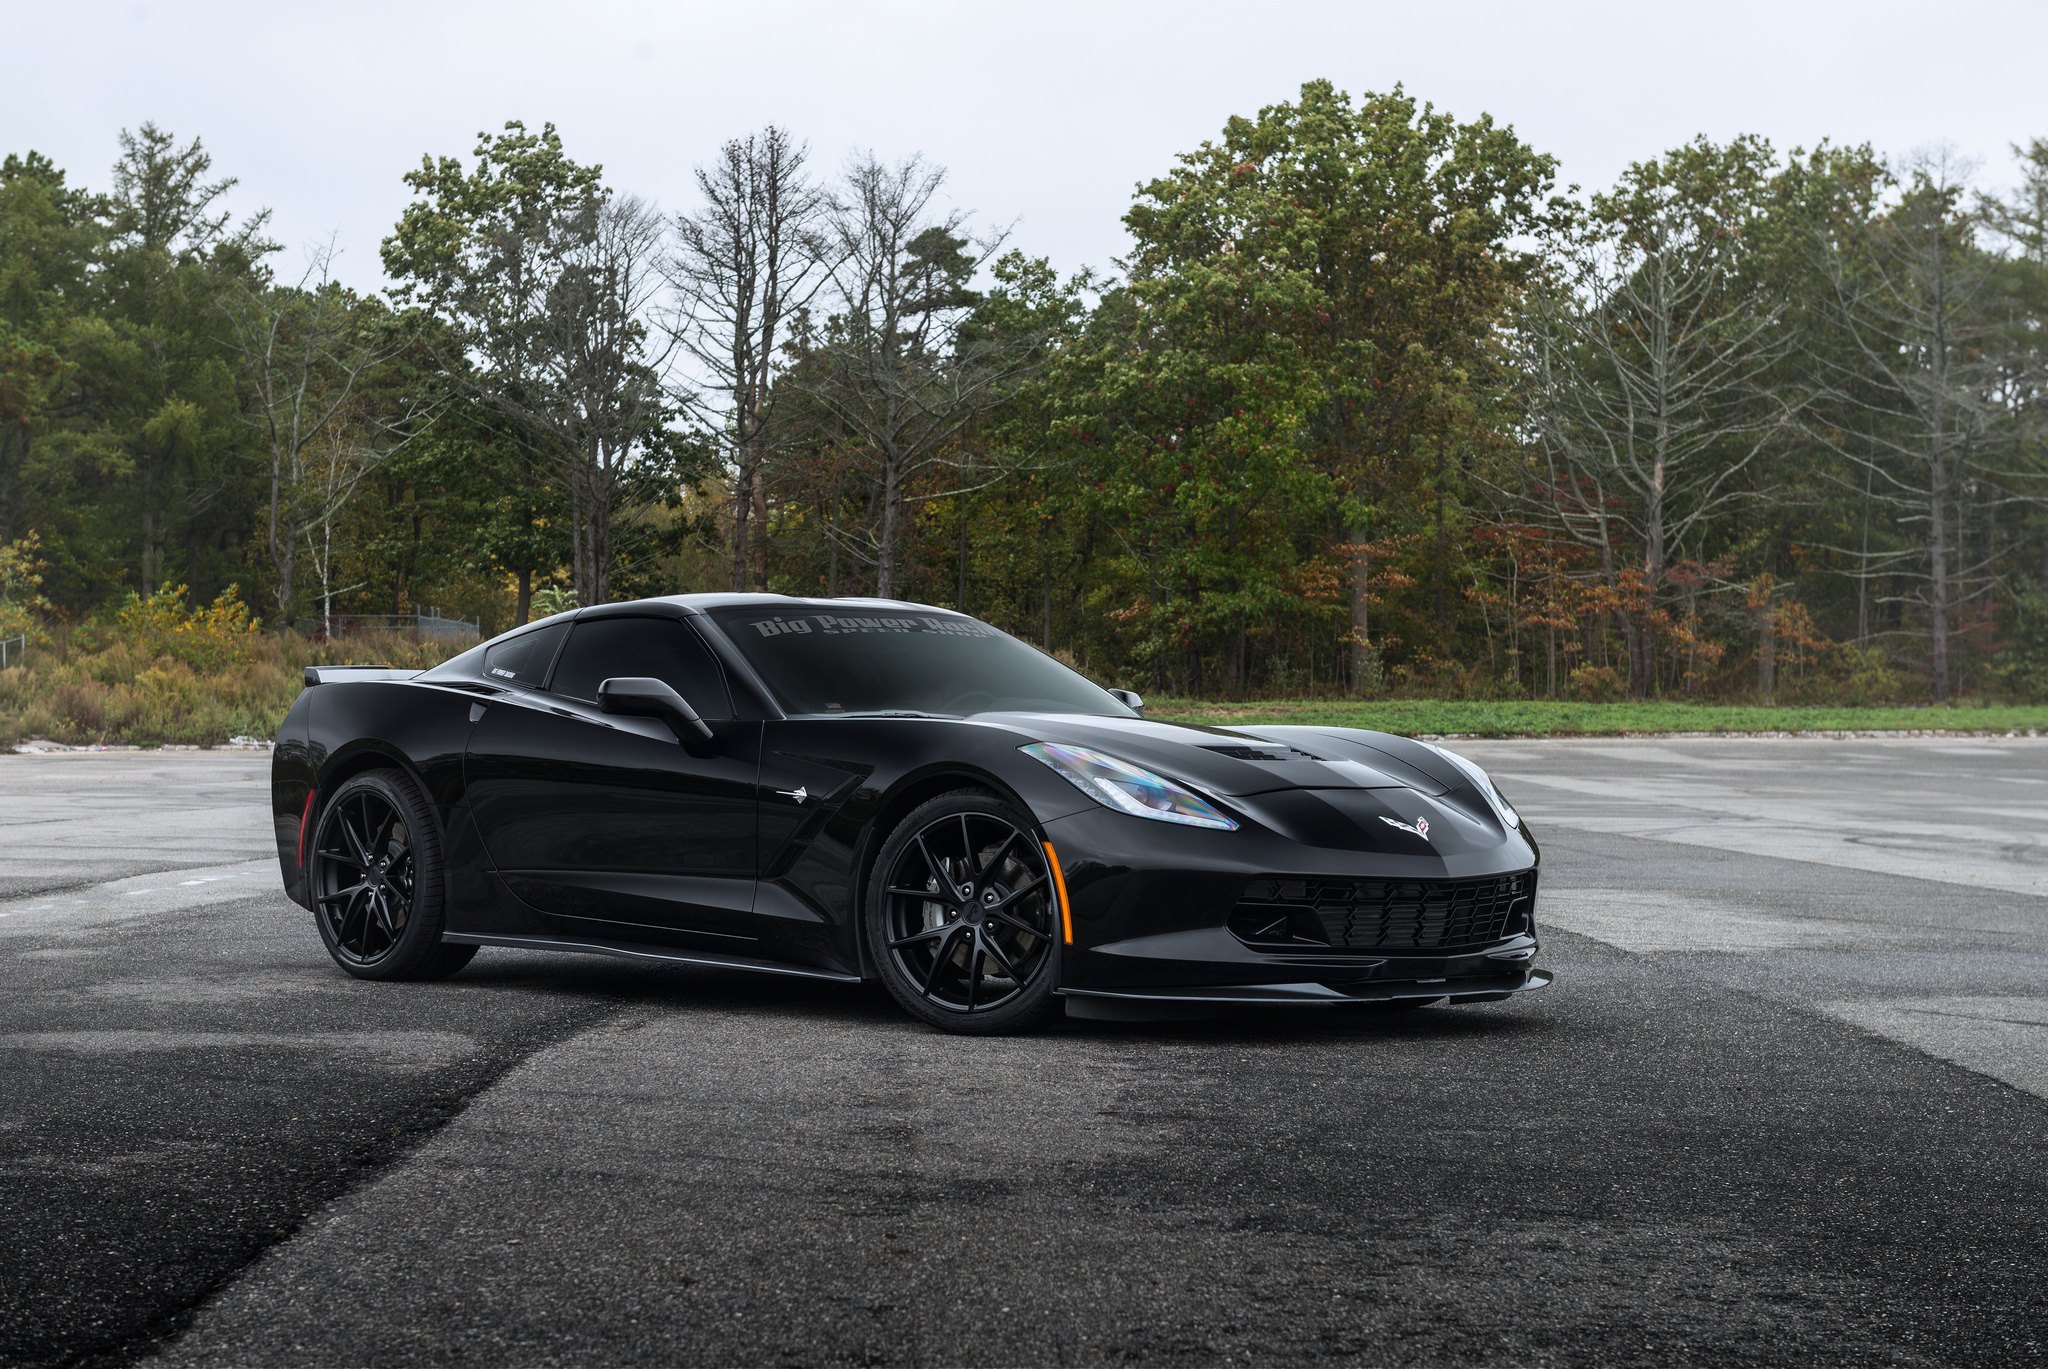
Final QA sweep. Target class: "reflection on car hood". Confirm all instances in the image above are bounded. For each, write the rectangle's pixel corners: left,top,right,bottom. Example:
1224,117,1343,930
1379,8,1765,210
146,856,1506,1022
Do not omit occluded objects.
979,713,1462,799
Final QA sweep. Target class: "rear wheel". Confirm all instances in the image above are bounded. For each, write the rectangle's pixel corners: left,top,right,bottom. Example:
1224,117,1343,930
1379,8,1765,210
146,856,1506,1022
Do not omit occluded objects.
309,769,476,982
865,790,1062,1034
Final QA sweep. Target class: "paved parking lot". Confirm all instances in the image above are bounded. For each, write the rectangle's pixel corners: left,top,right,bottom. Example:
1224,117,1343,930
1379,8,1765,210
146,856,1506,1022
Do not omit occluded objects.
3,740,2046,1367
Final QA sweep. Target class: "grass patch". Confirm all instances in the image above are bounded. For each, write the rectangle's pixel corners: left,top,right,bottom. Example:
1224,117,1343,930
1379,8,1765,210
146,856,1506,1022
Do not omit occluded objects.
1148,697,2048,738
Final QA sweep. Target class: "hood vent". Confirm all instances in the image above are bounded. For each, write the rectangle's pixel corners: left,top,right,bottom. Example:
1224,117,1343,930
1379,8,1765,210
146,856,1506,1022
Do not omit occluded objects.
1202,744,1322,761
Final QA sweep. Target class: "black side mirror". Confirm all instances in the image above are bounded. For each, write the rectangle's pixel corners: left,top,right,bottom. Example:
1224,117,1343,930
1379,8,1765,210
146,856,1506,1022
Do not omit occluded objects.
1107,688,1145,717
597,676,718,748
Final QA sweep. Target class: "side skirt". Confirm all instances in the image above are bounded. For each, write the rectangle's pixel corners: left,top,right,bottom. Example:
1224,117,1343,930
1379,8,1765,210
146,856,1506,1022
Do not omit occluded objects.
441,932,865,984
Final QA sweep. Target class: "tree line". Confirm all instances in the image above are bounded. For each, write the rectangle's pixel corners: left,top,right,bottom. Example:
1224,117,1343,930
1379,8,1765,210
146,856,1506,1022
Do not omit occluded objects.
3,81,2045,701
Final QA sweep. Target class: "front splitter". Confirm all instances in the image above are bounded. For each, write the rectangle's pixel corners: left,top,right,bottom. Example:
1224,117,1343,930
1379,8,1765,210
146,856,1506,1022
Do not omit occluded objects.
1058,968,1551,1021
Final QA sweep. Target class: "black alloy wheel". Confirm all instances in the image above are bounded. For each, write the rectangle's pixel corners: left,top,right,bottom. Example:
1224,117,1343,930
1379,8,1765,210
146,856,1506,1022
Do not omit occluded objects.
314,788,414,963
309,769,475,981
868,791,1062,1033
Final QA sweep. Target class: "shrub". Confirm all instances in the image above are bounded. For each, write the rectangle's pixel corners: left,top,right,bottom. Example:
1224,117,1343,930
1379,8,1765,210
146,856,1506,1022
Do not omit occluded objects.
0,533,52,653
95,583,263,673
1566,663,1627,702
0,592,467,747
529,585,579,619
1783,643,1913,707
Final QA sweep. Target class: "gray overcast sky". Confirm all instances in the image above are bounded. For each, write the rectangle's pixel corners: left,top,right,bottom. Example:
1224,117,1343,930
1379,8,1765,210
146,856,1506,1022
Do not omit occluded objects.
9,0,2046,292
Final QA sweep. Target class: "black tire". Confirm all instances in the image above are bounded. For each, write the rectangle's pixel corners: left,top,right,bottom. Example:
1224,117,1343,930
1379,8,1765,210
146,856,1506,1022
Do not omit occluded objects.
864,789,1063,1035
308,768,476,982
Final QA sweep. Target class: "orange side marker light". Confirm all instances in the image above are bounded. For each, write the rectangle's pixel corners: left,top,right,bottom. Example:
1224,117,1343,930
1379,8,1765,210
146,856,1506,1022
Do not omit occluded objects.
297,788,317,870
1043,840,1074,944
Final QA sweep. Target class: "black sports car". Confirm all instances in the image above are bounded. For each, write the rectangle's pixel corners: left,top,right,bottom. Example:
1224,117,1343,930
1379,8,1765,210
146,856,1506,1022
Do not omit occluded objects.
270,594,1549,1033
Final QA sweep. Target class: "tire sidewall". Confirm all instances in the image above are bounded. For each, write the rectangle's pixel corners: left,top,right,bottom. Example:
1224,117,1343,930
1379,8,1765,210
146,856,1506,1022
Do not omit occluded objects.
864,789,1063,1034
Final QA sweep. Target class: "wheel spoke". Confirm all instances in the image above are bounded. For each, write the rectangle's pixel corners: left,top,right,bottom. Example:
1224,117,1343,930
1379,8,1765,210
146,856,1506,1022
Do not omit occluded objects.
986,905,1045,939
336,888,370,952
974,828,1017,884
988,874,1046,910
316,846,366,872
885,885,947,902
964,931,984,1009
888,924,951,950
338,810,370,868
316,879,371,905
370,808,398,862
980,931,1026,984
914,835,962,902
958,814,979,877
920,925,964,996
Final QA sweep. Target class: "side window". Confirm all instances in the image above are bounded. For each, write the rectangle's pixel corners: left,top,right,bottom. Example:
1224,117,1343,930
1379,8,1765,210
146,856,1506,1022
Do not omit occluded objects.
481,621,569,689
548,618,734,719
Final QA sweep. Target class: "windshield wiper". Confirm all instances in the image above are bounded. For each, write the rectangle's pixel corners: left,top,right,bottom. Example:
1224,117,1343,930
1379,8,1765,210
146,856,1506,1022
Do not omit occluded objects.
824,709,959,719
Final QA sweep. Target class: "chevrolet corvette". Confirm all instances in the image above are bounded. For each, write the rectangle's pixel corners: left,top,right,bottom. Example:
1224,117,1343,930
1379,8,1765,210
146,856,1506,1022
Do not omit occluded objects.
270,595,1549,1033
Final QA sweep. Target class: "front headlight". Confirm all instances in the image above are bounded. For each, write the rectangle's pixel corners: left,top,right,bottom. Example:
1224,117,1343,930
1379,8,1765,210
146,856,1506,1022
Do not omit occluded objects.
1022,742,1238,830
1419,742,1519,829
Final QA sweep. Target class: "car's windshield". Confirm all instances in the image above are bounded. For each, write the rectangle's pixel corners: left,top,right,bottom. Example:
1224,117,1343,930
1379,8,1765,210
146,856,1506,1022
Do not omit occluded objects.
710,606,1133,718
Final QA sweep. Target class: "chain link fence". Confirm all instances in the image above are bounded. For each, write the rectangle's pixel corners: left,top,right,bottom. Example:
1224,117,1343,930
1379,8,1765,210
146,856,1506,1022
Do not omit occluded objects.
310,609,481,642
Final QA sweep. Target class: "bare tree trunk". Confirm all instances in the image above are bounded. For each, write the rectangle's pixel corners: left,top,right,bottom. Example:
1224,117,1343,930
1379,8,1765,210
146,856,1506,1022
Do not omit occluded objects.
1929,438,1951,700
1431,452,1448,632
1757,596,1777,704
955,502,969,610
1855,460,1873,645
268,450,288,615
1348,534,1374,692
1637,411,1668,700
751,478,770,591
729,464,754,593
876,452,902,597
140,458,158,588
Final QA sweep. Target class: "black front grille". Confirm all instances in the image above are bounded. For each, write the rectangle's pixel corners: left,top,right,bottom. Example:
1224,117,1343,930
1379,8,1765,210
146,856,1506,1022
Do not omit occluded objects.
1230,871,1535,951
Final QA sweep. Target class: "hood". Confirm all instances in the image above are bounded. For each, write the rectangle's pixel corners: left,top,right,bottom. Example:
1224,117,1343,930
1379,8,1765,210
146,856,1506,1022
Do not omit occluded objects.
980,713,1461,799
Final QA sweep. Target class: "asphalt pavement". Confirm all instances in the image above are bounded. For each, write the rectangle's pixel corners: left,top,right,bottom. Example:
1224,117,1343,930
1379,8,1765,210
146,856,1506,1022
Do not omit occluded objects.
2,740,2045,1367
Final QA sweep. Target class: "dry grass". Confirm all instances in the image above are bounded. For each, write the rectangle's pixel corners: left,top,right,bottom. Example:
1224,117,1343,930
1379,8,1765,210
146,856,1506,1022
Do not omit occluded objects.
0,626,461,747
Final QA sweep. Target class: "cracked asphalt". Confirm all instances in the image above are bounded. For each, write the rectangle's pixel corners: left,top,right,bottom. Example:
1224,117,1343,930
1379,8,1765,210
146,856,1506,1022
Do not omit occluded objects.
2,740,2045,1367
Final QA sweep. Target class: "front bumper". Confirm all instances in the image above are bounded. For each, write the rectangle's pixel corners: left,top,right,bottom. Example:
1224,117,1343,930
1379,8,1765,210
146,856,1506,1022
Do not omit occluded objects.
1040,800,1549,1001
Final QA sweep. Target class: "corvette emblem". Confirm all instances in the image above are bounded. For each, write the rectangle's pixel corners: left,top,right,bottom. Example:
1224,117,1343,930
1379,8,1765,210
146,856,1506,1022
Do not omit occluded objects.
1379,815,1431,840
776,786,809,804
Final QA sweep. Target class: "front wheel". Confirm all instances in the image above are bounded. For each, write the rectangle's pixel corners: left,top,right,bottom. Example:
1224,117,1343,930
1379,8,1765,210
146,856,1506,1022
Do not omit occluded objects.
865,790,1063,1034
308,769,476,982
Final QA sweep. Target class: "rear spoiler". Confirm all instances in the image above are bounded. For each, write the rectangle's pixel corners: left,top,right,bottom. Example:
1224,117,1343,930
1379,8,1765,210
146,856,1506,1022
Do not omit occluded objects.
303,666,423,686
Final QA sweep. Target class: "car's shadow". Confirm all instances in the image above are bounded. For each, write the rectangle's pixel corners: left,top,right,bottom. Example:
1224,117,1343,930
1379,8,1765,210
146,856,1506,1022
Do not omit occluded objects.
439,949,1556,1046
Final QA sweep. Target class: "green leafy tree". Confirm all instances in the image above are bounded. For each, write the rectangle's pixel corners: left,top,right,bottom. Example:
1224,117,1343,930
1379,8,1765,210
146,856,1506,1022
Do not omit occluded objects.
384,122,676,604
1122,81,1558,689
